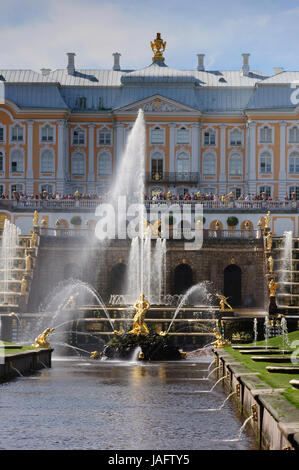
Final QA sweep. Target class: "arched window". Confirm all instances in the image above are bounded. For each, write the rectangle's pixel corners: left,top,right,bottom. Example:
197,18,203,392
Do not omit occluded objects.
204,129,216,146
40,150,54,173
0,152,3,172
98,152,112,176
289,151,299,174
72,128,85,145
11,149,24,173
230,129,242,146
177,127,189,144
260,126,272,143
203,153,216,175
99,128,112,145
151,126,164,144
0,126,4,142
289,127,299,143
259,151,272,174
229,153,242,175
41,124,54,142
151,152,164,180
71,152,85,175
11,124,23,142
176,152,190,179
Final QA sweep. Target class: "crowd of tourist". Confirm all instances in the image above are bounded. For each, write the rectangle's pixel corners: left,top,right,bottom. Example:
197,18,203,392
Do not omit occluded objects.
0,189,297,203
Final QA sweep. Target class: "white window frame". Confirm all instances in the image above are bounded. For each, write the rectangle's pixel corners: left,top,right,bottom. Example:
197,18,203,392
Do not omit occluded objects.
40,123,55,144
10,123,25,143
288,151,299,175
71,152,85,176
228,187,243,199
40,148,55,175
288,185,299,200
288,126,299,144
259,185,273,199
176,126,190,145
150,126,165,145
98,127,112,146
203,128,216,146
72,127,86,146
259,125,273,144
228,152,242,176
40,184,54,195
0,124,6,144
97,151,112,177
202,152,217,176
10,148,25,175
10,183,24,197
176,151,190,176
229,128,242,146
259,150,273,175
151,150,164,180
0,149,5,174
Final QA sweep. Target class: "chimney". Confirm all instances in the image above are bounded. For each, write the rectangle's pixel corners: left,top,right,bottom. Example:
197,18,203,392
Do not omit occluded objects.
197,54,205,71
273,67,284,75
40,68,51,76
67,52,76,75
241,53,250,76
113,52,121,71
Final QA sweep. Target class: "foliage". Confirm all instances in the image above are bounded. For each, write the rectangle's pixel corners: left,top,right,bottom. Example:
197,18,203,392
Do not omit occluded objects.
70,216,82,226
226,216,239,227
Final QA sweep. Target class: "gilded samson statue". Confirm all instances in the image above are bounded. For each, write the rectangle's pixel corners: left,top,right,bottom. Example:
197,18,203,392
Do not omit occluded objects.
128,294,150,335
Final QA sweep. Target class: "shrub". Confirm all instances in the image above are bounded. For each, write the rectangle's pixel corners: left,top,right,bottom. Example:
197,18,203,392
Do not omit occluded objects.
227,216,239,227
166,215,176,226
70,216,82,226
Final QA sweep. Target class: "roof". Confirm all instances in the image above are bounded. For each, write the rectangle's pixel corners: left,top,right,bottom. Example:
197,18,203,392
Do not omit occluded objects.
0,70,57,83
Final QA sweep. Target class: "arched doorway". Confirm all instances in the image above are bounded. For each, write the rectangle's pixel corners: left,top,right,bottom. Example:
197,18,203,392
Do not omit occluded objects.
64,263,82,280
224,264,242,307
108,263,127,295
173,263,193,294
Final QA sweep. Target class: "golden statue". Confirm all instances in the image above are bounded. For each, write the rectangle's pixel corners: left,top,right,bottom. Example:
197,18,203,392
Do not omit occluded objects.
21,276,27,295
32,328,55,348
264,211,271,229
128,294,150,335
113,323,125,335
41,217,48,228
166,191,172,199
269,279,279,297
150,32,166,62
268,255,274,273
211,328,231,348
25,251,33,271
33,210,39,228
266,231,272,251
216,294,233,311
62,293,79,310
29,230,38,248
90,351,99,359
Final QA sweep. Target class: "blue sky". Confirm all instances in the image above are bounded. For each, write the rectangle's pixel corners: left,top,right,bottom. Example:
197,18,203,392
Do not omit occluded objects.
1,0,299,75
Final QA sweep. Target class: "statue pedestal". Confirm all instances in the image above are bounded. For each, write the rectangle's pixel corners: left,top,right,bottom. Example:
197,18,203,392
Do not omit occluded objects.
269,296,278,316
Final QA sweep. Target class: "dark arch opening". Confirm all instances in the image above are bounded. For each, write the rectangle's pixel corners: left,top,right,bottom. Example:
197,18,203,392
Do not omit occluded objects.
108,263,127,295
224,264,242,307
64,263,82,280
173,263,193,295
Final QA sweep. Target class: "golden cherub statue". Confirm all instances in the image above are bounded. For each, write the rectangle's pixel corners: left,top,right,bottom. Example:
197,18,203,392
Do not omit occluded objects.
266,231,272,251
90,351,99,359
25,251,33,271
113,323,125,335
62,292,79,310
264,211,271,229
33,210,39,228
269,279,279,297
21,276,27,295
268,255,274,273
29,230,38,248
211,328,231,348
128,294,150,335
215,294,233,311
32,328,55,348
150,32,166,62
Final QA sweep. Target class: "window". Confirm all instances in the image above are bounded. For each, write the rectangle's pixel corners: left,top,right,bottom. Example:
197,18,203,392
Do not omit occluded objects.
0,152,3,172
0,127,4,142
71,153,85,175
151,152,163,180
99,128,112,145
98,152,112,176
176,153,190,178
289,152,299,174
11,124,23,142
124,127,132,146
204,130,216,146
289,186,299,200
260,126,272,143
231,187,242,199
41,125,54,142
260,151,272,174
11,184,24,197
229,153,242,176
40,150,54,173
0,185,4,195
230,129,242,146
75,96,87,110
41,184,53,194
289,127,299,143
259,186,272,199
151,126,164,144
73,128,85,145
11,150,24,173
203,153,216,175
177,127,189,144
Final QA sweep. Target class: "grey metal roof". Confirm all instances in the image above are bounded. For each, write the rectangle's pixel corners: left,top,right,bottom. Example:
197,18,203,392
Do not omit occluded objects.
4,84,68,109
0,70,56,83
48,69,124,87
260,71,299,85
246,85,296,110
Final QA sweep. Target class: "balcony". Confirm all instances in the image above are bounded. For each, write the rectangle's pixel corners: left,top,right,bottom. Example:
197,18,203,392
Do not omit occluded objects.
146,171,200,184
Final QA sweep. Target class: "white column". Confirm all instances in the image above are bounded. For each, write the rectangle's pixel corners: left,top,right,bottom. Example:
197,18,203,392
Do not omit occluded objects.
278,121,287,199
114,123,124,176
248,121,257,195
64,123,70,186
26,120,34,194
88,124,95,192
219,124,226,194
169,123,176,173
56,120,65,193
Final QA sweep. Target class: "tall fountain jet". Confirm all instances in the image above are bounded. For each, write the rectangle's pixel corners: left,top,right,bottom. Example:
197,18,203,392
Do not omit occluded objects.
0,220,21,304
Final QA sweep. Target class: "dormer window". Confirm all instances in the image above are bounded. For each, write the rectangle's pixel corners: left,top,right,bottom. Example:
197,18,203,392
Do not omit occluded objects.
41,124,54,142
11,124,23,142
99,128,112,145
260,126,272,143
177,127,189,144
204,130,216,146
75,96,87,110
73,128,85,145
151,126,164,144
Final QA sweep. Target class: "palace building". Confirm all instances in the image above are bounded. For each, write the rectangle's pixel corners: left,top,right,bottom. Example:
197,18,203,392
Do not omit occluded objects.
0,33,299,200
